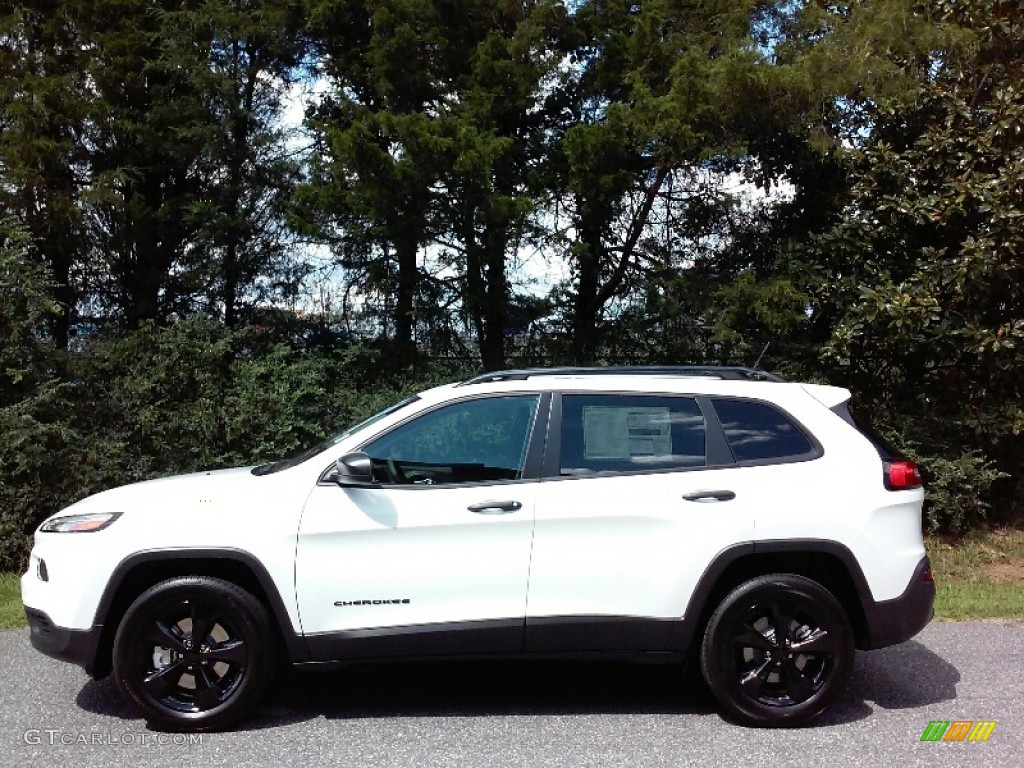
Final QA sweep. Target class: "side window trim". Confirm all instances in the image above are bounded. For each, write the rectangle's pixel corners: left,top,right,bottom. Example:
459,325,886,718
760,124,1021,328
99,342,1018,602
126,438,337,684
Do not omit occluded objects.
695,396,735,467
318,392,550,486
521,391,551,480
540,391,563,479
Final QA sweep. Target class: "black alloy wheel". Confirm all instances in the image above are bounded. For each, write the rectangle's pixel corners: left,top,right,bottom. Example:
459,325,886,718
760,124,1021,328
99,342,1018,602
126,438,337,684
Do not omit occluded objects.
700,574,854,727
113,576,276,731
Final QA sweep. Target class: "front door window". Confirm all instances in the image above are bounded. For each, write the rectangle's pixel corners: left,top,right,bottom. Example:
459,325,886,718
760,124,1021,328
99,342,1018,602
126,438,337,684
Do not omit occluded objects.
361,395,540,485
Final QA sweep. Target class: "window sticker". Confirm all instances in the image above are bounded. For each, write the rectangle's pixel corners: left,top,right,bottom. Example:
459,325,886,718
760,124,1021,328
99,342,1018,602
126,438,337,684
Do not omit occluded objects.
582,406,672,459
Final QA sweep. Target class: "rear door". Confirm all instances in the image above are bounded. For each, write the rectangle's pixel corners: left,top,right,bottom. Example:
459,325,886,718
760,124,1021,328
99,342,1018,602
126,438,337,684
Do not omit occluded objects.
524,391,758,651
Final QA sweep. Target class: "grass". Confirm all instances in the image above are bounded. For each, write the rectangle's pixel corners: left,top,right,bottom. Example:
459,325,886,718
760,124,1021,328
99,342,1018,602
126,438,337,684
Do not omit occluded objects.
0,572,24,630
0,530,1020,631
927,527,1024,620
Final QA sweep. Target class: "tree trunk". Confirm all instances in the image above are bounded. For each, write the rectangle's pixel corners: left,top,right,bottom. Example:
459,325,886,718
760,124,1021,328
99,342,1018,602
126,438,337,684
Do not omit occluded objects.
479,227,508,371
570,212,602,365
223,240,238,327
222,54,258,328
570,168,668,365
393,229,418,352
49,252,73,349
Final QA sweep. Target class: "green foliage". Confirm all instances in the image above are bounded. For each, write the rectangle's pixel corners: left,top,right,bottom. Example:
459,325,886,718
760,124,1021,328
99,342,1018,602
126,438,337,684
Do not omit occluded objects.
73,319,426,475
0,314,429,571
305,0,572,366
0,2,91,345
875,417,1007,534
4,0,1024,563
817,0,1024,521
707,271,810,365
1,0,305,329
0,216,77,567
918,451,1007,535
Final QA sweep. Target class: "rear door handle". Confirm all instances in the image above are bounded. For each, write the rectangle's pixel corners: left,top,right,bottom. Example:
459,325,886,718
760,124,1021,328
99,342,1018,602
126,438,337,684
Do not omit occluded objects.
467,500,522,514
682,490,736,502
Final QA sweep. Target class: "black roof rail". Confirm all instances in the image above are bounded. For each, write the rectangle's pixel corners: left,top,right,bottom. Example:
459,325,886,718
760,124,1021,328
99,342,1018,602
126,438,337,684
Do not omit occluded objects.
457,366,785,386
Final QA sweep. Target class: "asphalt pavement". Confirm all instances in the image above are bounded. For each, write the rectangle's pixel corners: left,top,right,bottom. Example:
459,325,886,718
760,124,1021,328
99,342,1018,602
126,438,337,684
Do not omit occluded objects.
1,621,1021,768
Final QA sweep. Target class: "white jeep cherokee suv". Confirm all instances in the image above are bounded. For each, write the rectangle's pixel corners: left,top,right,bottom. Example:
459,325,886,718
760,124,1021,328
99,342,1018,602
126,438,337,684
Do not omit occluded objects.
22,366,934,731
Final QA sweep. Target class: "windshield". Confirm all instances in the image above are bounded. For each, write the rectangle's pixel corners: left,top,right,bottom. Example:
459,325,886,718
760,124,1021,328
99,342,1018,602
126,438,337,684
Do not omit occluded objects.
251,396,421,475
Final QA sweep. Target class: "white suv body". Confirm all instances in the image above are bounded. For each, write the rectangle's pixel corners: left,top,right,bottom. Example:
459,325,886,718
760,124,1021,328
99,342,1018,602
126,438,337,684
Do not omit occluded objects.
22,367,934,730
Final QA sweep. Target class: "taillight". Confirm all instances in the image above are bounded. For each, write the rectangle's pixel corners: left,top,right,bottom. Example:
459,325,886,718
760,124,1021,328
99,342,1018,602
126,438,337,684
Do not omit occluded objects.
885,459,923,490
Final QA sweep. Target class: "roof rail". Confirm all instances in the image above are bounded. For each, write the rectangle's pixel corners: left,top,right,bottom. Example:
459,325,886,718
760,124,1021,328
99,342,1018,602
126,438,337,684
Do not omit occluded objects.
458,366,785,386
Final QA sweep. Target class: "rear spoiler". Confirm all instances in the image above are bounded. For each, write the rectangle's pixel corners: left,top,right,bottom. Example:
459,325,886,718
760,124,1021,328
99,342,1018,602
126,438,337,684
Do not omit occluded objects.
800,383,852,410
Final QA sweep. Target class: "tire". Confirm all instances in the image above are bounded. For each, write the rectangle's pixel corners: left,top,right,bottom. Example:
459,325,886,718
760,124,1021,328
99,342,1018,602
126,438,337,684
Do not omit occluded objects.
112,576,277,731
700,573,854,727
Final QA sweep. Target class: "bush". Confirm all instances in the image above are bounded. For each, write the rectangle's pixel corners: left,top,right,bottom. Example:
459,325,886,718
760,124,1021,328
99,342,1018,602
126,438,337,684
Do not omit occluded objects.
0,216,75,568
915,450,1007,535
876,419,1007,535
0,314,444,571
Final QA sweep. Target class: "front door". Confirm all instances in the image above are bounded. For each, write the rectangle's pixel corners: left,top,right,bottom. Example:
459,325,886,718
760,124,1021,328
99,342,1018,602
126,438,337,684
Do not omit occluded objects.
296,393,545,660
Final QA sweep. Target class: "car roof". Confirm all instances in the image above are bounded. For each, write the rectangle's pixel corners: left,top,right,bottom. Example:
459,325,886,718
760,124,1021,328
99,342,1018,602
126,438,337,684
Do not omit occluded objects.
458,366,784,385
415,368,849,406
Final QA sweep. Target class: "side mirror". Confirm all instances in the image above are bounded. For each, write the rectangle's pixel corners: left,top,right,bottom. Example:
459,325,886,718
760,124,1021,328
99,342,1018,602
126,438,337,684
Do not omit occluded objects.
334,451,375,486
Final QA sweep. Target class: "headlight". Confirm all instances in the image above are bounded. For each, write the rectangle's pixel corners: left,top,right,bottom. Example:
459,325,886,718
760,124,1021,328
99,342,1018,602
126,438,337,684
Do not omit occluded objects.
39,512,123,533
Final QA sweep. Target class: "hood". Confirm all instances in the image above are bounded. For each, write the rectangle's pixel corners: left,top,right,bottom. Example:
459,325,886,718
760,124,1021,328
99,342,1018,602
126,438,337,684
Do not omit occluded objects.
56,466,260,518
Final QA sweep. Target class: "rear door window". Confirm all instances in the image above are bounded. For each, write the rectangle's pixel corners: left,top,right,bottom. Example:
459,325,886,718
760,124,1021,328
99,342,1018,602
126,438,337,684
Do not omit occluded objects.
712,398,817,463
560,394,706,475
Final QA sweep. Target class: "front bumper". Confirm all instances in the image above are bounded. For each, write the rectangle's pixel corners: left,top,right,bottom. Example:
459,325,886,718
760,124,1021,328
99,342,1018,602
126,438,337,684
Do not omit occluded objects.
25,607,103,677
860,556,935,650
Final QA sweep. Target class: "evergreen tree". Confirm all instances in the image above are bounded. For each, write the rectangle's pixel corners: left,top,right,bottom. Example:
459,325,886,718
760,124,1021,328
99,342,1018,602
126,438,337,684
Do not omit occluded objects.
0,1,92,346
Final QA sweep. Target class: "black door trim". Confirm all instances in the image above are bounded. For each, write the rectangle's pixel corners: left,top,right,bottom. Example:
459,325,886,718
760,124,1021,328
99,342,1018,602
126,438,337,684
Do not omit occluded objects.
305,618,525,661
524,616,676,652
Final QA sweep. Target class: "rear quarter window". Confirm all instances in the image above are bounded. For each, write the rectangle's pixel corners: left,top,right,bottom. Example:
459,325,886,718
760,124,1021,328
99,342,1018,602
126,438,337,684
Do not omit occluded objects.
712,398,817,463
830,401,901,460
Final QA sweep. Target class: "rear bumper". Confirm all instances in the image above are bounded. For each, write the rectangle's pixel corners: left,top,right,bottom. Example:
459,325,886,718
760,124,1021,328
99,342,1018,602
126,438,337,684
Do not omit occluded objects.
860,556,935,650
25,607,103,677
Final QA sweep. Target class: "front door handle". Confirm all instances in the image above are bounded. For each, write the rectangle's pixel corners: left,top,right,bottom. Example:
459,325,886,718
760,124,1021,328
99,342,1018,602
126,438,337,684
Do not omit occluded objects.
467,500,523,514
682,490,736,502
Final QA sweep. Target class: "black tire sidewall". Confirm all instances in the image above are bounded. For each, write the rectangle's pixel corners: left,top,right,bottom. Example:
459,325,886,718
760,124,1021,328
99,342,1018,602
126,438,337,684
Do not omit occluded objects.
701,574,855,727
112,576,274,731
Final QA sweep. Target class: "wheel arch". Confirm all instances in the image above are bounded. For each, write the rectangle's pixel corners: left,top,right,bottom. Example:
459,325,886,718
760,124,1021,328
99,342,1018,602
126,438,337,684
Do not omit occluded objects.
669,540,873,653
90,548,308,679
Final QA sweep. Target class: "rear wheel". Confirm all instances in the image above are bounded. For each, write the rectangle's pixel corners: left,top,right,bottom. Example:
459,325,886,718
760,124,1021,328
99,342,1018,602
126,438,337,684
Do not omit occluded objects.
113,576,276,731
700,574,854,727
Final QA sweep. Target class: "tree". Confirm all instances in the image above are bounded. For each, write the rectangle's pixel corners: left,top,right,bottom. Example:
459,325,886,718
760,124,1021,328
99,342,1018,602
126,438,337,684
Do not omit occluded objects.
175,0,308,326
306,0,570,369
552,0,772,364
2,1,306,332
819,0,1023,525
305,0,453,353
0,1,92,347
76,0,214,324
645,0,952,371
437,0,570,370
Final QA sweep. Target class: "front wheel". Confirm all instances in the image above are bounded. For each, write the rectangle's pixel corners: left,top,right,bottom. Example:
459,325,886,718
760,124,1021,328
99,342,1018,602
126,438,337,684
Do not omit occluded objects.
700,574,854,727
112,576,276,731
